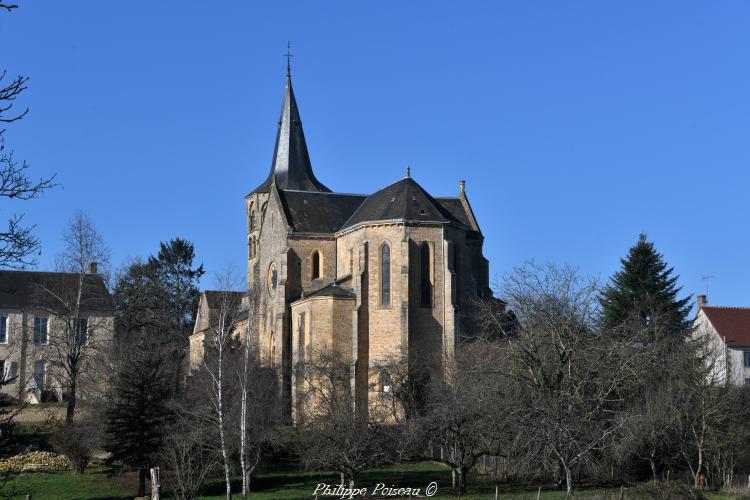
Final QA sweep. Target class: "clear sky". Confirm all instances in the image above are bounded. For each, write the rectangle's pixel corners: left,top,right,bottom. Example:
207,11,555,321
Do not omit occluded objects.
2,2,748,307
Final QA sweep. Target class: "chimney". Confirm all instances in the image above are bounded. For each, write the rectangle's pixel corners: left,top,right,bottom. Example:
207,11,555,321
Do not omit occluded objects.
697,294,708,309
88,262,98,274
459,180,466,195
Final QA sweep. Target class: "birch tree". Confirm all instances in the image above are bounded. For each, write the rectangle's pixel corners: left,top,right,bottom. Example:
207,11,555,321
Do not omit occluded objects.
37,211,111,422
201,272,243,500
235,290,278,499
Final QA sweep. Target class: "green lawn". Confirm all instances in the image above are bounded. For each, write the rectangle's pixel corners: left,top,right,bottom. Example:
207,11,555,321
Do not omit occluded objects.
0,462,745,499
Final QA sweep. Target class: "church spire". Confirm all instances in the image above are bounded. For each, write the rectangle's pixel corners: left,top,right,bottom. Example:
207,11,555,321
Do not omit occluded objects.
250,49,331,195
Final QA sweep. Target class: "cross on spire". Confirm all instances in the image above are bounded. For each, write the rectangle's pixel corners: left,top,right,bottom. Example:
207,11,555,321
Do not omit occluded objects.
285,40,293,77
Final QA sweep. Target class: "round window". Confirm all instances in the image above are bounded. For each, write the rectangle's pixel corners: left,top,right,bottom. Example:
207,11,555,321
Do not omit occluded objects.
267,262,278,296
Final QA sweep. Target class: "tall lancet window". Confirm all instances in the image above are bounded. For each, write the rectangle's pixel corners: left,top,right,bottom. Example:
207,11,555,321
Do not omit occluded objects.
420,242,433,307
311,251,321,280
381,244,391,306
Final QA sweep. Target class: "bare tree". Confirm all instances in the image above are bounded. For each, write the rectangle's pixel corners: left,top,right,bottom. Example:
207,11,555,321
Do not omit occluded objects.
160,406,218,500
35,211,112,422
674,330,735,489
501,262,646,497
412,340,506,493
297,348,392,488
0,3,56,269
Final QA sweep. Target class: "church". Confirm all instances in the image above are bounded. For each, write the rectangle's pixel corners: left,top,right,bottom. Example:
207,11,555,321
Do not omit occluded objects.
194,63,492,423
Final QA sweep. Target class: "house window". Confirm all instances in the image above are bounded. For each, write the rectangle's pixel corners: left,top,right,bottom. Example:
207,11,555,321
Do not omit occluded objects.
249,207,256,231
311,251,321,280
420,242,433,307
381,244,391,306
744,351,750,368
34,360,45,391
73,318,88,344
0,315,7,344
34,317,48,345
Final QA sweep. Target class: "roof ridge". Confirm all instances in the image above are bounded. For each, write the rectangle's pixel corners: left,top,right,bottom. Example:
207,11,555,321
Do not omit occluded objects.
702,305,750,310
280,189,368,197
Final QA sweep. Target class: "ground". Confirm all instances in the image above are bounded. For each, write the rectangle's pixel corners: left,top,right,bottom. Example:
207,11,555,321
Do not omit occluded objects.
0,462,743,499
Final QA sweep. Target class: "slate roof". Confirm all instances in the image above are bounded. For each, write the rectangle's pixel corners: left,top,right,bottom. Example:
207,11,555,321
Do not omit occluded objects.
435,197,472,228
203,290,245,310
340,176,463,230
701,306,750,347
0,270,113,311
298,276,356,300
279,190,366,233
250,72,331,195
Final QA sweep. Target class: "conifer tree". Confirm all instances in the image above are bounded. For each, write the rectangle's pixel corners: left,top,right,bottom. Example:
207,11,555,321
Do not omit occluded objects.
600,233,691,337
104,333,171,497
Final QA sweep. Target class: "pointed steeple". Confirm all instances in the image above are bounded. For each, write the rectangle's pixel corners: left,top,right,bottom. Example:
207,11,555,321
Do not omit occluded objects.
250,64,331,194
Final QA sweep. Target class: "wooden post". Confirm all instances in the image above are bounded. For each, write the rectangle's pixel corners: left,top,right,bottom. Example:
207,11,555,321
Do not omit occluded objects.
150,467,160,500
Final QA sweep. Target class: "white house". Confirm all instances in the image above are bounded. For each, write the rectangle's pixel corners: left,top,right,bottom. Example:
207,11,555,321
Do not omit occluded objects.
693,294,750,387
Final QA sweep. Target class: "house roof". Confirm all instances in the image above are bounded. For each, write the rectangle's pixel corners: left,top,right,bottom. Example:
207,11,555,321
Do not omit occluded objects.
249,71,331,195
0,270,113,311
278,190,366,233
700,306,750,347
340,176,464,230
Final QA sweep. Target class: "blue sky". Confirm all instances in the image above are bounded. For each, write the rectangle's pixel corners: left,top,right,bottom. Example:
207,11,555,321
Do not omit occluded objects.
1,2,748,307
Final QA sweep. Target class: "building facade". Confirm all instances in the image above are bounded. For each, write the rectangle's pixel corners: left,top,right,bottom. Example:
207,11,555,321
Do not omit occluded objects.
240,67,492,422
693,294,750,387
0,269,114,404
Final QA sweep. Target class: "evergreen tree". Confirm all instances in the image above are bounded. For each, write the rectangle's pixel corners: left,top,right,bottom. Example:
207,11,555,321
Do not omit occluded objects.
148,238,205,340
104,333,171,497
600,233,691,337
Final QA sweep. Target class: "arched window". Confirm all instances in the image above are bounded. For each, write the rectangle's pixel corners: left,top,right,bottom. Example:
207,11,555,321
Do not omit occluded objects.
311,251,321,280
380,244,391,306
420,242,432,307
248,237,253,260
269,331,276,365
250,210,256,231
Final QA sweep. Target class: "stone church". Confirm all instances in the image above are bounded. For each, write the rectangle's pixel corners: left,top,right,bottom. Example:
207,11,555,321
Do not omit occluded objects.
195,64,492,422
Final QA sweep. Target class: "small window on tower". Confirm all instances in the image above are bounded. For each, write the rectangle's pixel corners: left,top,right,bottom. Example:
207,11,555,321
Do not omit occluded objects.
420,242,433,307
312,251,321,280
381,244,391,306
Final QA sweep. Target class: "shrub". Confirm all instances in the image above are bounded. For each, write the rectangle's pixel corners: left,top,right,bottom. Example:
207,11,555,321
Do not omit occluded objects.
626,481,708,500
50,420,99,474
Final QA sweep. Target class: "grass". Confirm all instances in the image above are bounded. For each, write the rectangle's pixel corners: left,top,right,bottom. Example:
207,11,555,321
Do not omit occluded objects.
0,462,747,499
0,466,134,500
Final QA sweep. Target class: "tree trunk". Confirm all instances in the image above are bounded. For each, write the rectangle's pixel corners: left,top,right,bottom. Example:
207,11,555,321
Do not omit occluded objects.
65,377,77,423
649,457,657,482
137,468,146,498
457,466,467,493
564,465,573,498
150,467,160,500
